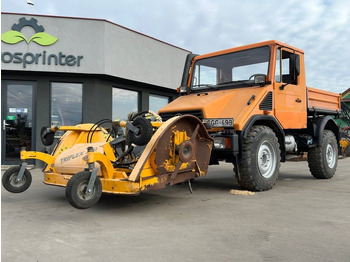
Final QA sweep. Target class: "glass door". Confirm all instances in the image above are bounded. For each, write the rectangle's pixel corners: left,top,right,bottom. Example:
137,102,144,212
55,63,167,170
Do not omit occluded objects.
1,81,35,164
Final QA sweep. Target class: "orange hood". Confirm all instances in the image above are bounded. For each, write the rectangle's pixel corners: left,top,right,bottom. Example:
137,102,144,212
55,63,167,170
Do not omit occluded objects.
159,87,269,130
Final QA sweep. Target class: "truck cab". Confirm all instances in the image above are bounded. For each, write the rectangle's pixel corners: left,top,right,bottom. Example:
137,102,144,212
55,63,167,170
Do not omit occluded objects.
159,40,340,191
160,40,310,130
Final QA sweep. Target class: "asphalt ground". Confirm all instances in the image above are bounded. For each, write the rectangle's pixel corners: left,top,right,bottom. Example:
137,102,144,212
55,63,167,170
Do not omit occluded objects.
2,158,350,262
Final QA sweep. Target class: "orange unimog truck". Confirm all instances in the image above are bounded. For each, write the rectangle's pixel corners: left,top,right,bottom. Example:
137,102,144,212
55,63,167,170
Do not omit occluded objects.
159,40,341,191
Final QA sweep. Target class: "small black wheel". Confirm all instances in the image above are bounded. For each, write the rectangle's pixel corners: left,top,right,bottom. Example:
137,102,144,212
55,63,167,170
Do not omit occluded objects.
41,126,55,146
128,117,153,146
2,166,32,193
308,130,338,179
65,171,102,209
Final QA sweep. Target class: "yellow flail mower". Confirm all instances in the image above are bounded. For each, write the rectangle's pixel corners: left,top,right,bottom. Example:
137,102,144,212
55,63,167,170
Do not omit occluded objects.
2,112,213,209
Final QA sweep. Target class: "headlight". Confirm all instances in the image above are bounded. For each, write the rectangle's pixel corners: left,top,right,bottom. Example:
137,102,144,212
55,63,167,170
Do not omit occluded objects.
214,137,226,149
213,137,232,149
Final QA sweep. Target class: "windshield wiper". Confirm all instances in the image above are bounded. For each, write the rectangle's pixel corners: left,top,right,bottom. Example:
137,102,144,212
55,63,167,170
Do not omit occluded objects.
217,80,255,86
192,84,218,90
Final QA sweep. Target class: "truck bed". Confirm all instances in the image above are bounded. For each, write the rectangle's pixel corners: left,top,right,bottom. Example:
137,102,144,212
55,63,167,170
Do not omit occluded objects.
307,87,340,115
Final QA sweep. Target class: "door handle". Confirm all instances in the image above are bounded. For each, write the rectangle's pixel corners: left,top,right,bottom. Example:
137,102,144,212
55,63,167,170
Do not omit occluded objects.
3,120,10,130
247,95,256,105
295,98,302,103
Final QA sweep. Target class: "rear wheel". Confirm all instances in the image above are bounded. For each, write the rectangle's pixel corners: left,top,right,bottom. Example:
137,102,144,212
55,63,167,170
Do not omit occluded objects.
237,125,280,191
2,166,32,193
66,171,102,209
308,130,338,179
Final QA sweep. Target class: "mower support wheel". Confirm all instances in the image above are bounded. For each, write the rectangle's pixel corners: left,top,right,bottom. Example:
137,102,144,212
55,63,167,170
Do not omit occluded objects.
2,166,32,193
128,117,153,146
66,171,102,209
41,126,55,146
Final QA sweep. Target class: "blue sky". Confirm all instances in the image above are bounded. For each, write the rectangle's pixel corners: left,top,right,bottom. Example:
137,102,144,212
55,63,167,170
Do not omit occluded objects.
2,0,350,93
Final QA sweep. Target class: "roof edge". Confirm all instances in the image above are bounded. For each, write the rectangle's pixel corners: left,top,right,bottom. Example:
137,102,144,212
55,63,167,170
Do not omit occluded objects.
1,12,191,53
342,87,350,98
197,40,304,59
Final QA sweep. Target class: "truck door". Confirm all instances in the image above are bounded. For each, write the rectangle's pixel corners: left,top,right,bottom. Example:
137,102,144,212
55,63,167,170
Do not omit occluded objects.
274,47,307,129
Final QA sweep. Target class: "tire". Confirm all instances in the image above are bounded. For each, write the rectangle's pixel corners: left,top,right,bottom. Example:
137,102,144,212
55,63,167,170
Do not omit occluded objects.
345,143,350,157
128,117,153,146
308,130,338,179
2,166,32,193
65,171,102,209
237,125,280,191
41,126,55,146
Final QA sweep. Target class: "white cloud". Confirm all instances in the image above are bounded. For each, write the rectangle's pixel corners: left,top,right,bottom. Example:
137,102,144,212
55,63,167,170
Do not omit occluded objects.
2,0,350,93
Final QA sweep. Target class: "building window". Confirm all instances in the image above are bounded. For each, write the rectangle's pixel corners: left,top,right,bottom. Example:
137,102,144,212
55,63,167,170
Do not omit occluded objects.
149,94,170,113
112,88,139,120
51,82,82,127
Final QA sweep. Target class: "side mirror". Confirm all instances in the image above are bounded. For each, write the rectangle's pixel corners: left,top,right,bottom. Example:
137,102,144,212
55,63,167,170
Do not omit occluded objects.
253,74,267,84
178,86,188,94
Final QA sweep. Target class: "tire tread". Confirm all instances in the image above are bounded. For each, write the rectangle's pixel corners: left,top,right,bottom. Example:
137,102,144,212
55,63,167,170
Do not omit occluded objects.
236,125,280,191
66,171,102,209
308,130,338,179
2,166,32,193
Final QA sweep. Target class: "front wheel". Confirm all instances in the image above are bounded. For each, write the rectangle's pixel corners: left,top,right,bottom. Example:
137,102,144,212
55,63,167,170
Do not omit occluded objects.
308,130,338,179
65,171,102,209
237,125,280,191
2,166,32,193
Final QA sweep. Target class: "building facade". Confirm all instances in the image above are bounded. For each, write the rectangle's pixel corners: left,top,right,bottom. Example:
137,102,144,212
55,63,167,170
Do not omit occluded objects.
1,13,190,165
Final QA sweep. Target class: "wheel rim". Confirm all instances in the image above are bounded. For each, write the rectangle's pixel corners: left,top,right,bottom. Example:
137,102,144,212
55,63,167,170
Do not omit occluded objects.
9,172,26,188
77,181,95,201
257,140,276,179
134,125,142,138
326,143,336,168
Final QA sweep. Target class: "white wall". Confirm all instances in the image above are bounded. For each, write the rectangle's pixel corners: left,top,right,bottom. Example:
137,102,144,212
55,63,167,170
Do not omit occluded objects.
1,13,190,89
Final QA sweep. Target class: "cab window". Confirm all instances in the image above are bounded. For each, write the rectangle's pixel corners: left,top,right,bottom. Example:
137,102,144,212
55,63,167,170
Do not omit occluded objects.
276,48,299,85
193,65,217,87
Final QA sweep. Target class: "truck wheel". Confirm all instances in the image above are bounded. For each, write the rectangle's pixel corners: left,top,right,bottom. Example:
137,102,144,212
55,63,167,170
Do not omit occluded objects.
308,130,338,179
2,166,32,193
66,171,102,209
237,125,280,191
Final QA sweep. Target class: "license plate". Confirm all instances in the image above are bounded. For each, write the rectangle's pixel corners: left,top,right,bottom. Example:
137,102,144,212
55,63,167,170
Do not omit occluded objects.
203,118,233,127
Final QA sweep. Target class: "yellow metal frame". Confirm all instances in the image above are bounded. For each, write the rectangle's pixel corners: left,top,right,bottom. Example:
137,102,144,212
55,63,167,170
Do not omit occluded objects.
21,150,57,173
18,122,167,195
18,117,213,196
83,119,191,194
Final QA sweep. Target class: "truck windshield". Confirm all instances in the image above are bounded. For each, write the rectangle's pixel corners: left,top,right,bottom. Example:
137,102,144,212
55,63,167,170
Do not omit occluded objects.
191,46,270,90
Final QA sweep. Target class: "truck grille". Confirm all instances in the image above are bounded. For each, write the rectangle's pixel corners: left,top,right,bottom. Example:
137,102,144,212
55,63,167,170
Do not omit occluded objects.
159,110,204,121
259,92,273,111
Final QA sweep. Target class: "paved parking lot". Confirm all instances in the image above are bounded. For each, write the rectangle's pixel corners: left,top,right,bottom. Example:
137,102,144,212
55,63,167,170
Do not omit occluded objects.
2,158,350,262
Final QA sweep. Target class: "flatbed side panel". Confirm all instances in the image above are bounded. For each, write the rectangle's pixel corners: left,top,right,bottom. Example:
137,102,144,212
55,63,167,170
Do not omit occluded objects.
307,87,340,112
